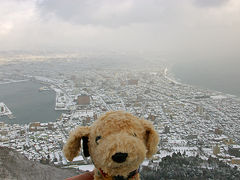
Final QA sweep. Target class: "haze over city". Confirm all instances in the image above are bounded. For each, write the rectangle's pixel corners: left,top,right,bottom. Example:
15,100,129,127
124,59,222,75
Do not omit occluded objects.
1,1,240,179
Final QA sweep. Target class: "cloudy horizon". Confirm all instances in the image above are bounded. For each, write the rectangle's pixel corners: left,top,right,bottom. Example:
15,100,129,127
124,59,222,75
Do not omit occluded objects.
0,0,239,62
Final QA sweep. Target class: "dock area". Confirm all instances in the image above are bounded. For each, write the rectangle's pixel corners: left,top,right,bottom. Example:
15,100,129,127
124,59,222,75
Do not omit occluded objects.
0,102,14,119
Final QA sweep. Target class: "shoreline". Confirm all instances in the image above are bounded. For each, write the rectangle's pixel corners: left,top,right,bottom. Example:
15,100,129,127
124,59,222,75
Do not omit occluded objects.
164,67,181,85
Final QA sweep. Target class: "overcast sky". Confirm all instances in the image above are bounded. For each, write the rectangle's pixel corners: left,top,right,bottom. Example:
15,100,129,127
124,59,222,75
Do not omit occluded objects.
0,0,239,60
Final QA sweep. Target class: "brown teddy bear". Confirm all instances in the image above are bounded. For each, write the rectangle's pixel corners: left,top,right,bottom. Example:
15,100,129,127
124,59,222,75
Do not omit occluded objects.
63,111,159,180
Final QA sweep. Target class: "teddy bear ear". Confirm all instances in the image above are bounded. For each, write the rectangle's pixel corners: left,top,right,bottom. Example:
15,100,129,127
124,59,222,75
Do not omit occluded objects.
63,126,90,161
141,119,159,158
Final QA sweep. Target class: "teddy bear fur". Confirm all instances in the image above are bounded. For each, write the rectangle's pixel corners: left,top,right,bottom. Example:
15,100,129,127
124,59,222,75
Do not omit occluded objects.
63,111,159,180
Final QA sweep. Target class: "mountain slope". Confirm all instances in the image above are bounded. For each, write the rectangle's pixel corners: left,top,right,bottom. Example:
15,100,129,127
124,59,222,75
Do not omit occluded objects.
0,147,78,180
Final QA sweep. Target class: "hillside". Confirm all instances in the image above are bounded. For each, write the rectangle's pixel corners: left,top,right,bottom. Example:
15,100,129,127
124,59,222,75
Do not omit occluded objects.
140,153,240,180
2,146,240,180
0,147,79,180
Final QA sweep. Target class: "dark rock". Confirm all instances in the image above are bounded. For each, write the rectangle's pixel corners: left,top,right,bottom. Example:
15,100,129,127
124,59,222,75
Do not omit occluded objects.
0,147,79,180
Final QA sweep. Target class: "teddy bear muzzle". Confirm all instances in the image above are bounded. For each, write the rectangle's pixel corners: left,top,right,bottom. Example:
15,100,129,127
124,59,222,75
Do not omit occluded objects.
94,132,146,170
92,132,146,178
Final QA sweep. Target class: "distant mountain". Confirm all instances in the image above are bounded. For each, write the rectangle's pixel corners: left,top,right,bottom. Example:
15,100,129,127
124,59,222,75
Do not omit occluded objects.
0,147,79,180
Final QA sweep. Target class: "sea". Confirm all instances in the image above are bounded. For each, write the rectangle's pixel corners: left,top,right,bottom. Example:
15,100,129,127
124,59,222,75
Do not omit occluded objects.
171,59,240,98
0,80,63,125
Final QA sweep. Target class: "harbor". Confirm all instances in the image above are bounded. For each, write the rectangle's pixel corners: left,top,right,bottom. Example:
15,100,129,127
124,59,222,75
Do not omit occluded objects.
0,80,62,124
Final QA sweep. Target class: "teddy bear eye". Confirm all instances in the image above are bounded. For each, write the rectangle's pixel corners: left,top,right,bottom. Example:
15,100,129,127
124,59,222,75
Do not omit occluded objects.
95,136,101,145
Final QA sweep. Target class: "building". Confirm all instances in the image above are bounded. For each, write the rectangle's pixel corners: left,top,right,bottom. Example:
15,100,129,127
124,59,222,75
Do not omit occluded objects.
231,158,240,165
148,114,156,121
1,106,4,112
93,113,98,120
29,122,41,132
164,126,170,134
196,105,204,115
215,128,223,135
127,79,138,85
213,145,220,155
47,122,55,130
77,95,90,105
0,122,4,127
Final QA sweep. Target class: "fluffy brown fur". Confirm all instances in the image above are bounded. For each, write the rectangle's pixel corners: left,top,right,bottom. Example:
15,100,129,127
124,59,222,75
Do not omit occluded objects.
63,111,159,180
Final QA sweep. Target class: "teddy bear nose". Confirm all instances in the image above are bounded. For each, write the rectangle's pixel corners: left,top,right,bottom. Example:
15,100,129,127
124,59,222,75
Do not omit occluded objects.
112,152,128,163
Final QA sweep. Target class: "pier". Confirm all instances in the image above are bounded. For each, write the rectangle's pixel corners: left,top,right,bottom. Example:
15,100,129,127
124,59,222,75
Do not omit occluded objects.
0,102,14,118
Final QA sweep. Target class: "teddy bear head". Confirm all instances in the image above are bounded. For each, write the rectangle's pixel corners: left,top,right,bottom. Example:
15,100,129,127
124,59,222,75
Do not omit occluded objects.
63,111,159,178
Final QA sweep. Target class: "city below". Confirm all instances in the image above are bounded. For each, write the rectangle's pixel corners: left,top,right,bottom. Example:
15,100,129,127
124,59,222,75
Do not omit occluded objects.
0,54,240,173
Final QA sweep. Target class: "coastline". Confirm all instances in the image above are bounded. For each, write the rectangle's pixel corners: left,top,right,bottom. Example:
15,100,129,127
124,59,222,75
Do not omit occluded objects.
163,67,181,85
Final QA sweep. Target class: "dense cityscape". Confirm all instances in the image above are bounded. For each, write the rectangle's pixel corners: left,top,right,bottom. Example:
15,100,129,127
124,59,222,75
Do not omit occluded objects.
0,54,240,174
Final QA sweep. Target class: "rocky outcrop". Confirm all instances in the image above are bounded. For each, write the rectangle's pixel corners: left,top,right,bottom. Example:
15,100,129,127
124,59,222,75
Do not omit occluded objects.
0,147,79,180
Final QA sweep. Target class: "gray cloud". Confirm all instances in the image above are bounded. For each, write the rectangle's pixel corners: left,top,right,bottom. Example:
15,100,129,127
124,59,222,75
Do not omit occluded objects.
36,0,232,27
193,0,229,8
36,0,184,26
0,0,239,61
